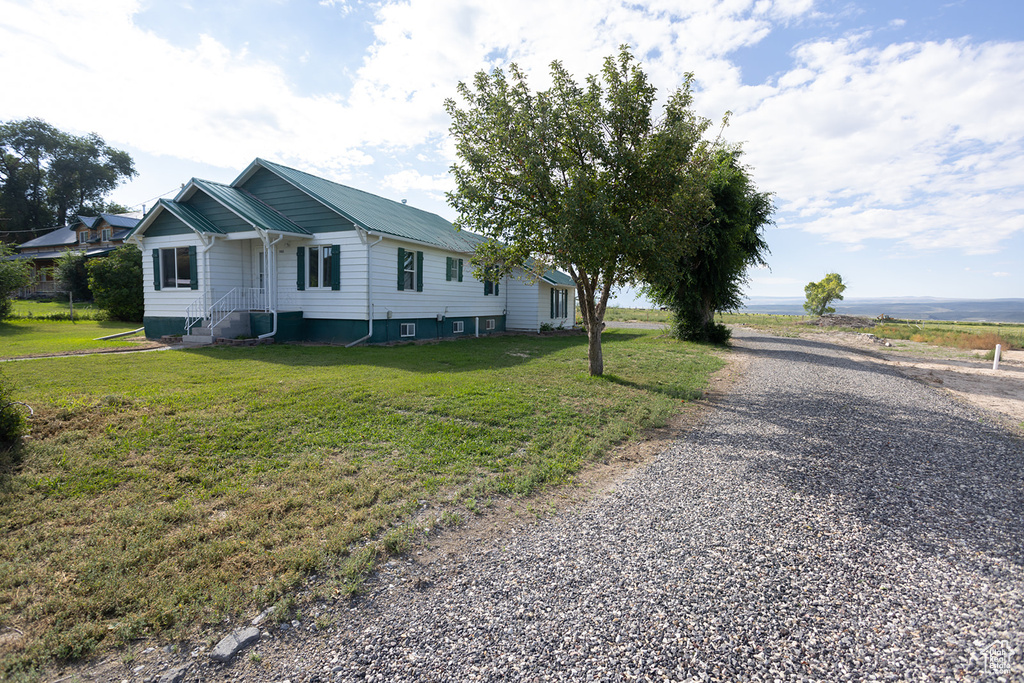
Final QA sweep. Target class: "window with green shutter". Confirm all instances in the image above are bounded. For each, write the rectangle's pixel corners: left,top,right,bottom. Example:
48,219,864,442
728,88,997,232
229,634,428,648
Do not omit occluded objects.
331,244,341,290
398,248,421,292
303,245,339,290
155,247,195,289
152,249,161,290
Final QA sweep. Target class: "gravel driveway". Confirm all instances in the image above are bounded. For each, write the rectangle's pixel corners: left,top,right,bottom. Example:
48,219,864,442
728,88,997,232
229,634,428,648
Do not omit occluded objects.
170,327,1023,682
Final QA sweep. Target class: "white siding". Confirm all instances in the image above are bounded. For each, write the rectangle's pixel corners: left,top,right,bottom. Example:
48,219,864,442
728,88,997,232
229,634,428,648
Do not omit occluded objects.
139,233,206,318
505,271,577,330
206,239,245,299
505,271,543,331
274,232,368,318
370,240,505,320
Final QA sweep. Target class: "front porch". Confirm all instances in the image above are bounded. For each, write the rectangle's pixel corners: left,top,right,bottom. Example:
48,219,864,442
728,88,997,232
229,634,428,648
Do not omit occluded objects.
182,287,273,344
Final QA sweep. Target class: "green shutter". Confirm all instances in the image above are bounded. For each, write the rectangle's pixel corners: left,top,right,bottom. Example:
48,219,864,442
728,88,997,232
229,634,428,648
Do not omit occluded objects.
494,277,499,296
296,246,305,291
152,249,161,290
397,247,405,290
551,288,555,318
457,259,463,282
188,246,198,290
484,279,492,295
331,244,341,291
416,251,424,292
445,256,452,281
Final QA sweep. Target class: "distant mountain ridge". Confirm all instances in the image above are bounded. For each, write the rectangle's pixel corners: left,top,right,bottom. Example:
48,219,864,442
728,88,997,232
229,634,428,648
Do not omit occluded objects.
739,297,1024,323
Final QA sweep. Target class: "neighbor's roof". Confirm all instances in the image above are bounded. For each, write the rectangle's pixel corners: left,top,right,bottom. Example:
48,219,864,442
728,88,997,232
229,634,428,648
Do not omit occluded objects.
100,213,141,229
7,246,118,261
248,158,487,252
16,225,77,250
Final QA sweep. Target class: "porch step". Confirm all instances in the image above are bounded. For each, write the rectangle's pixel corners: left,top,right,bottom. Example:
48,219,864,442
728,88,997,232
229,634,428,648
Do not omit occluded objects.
182,333,214,345
184,311,252,345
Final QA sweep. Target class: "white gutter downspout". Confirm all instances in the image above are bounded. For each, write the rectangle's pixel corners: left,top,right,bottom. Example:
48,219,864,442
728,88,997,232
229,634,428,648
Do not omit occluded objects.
345,232,385,347
257,232,285,340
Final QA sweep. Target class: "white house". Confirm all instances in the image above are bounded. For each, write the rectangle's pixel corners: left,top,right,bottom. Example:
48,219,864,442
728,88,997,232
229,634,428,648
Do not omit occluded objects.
127,158,576,344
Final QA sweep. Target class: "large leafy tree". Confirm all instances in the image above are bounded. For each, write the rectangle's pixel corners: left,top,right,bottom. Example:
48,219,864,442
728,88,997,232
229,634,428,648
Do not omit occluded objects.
0,118,136,243
645,149,773,343
803,272,846,316
87,244,144,321
446,47,714,375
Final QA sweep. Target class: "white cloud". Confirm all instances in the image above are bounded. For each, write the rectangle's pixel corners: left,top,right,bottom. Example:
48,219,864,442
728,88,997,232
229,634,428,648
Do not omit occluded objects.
0,0,793,182
993,272,1010,277
2,0,1020,264
382,169,452,195
724,37,1024,253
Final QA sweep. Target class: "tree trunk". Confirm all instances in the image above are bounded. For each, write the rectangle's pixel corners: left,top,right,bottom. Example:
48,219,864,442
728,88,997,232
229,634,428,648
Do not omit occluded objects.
587,322,604,376
572,271,612,376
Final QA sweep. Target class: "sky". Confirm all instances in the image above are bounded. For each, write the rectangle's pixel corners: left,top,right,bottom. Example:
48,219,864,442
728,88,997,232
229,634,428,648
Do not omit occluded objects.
1,0,1021,305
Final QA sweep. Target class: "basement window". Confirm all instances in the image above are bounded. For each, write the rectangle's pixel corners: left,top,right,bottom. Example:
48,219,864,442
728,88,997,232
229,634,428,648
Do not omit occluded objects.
452,320,464,334
485,318,495,331
400,322,416,338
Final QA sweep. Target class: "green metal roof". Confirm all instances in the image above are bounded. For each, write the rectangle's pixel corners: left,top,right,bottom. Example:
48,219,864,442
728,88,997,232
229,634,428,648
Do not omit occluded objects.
192,179,310,236
252,158,486,252
541,269,575,287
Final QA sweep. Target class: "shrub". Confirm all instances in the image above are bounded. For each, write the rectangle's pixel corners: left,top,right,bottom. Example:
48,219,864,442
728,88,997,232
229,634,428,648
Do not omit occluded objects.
87,244,143,321
55,250,92,300
0,371,27,452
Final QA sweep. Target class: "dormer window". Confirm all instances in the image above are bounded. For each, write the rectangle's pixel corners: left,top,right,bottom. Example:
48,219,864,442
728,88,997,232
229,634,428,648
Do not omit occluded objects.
78,231,88,245
101,228,112,242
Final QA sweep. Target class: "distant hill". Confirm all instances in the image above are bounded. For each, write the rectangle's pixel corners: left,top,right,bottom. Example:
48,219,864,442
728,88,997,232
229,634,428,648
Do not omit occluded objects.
739,297,1024,323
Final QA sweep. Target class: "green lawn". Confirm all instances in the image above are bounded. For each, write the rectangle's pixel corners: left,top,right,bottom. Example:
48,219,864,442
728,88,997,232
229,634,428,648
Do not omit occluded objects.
8,299,103,321
0,329,724,674
0,320,147,358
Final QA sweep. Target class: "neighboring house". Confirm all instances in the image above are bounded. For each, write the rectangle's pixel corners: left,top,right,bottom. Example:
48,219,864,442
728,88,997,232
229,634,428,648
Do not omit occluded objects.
127,158,576,344
12,213,141,295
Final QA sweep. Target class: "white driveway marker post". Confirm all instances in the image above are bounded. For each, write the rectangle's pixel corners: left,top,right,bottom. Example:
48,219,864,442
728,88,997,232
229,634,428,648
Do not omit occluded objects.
993,344,1001,371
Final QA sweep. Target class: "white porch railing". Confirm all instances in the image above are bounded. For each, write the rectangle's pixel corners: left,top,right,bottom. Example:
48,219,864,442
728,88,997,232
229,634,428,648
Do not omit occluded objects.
185,287,267,332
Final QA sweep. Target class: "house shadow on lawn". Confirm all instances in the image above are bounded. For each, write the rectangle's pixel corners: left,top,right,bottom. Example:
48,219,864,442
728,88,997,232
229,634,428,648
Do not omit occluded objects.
720,333,1024,570
179,329,649,374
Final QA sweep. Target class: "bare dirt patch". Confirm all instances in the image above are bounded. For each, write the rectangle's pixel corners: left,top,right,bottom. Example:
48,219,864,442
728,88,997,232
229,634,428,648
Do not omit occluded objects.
797,329,1024,432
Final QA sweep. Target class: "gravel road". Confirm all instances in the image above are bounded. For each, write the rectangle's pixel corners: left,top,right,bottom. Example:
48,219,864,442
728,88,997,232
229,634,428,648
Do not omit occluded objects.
151,327,1023,682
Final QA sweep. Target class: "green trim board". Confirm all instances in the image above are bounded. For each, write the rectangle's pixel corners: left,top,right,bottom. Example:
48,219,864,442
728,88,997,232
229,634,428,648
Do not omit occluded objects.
143,316,188,338
143,314,505,344
249,311,304,341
